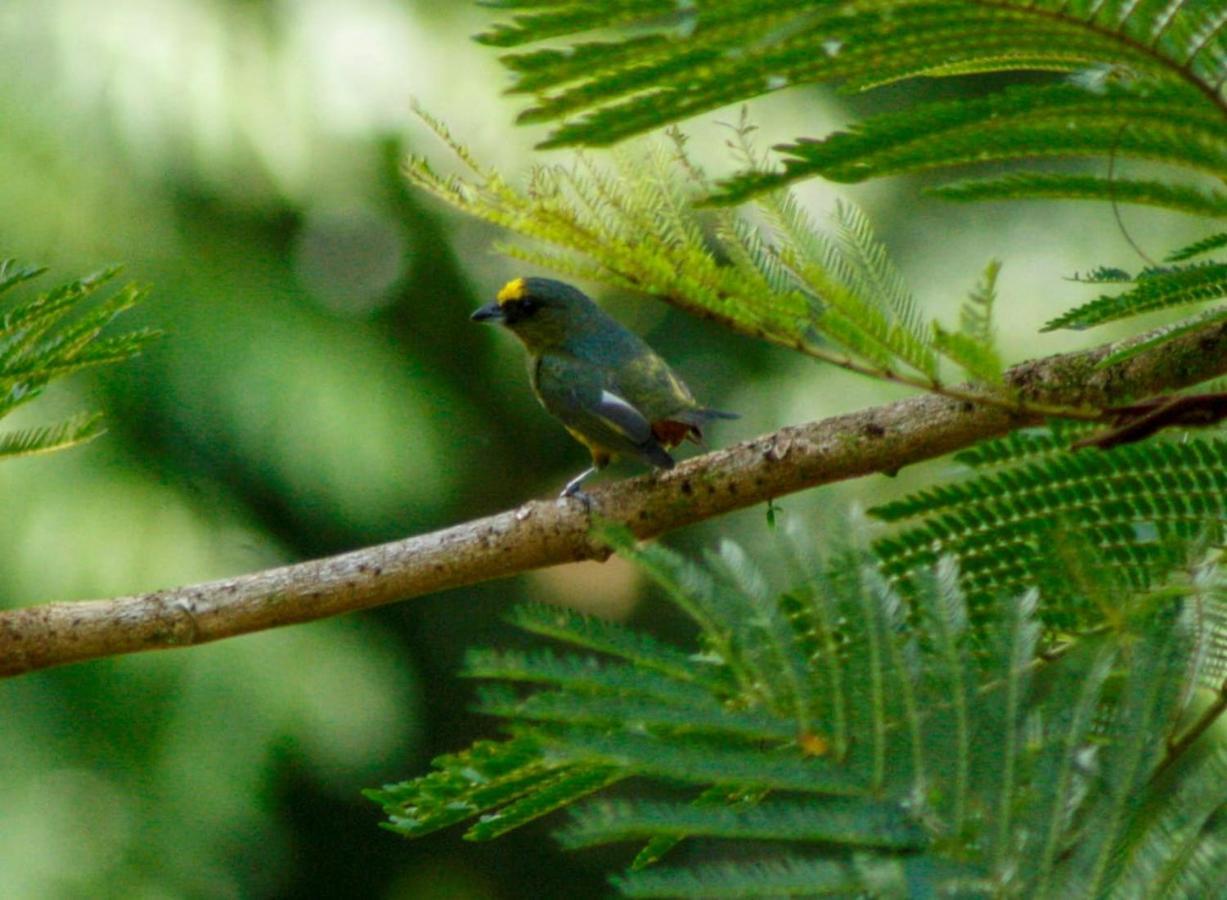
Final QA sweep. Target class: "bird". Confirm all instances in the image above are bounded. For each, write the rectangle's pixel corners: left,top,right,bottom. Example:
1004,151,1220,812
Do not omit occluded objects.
471,277,737,499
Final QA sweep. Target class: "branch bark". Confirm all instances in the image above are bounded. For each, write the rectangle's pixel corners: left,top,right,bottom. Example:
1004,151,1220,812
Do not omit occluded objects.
3,320,1227,678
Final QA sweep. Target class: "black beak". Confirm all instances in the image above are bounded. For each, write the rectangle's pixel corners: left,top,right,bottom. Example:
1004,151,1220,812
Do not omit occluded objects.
471,303,504,323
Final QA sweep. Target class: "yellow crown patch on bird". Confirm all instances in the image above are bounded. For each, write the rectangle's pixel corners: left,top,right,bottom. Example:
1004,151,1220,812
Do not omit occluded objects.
471,276,737,500
496,277,526,305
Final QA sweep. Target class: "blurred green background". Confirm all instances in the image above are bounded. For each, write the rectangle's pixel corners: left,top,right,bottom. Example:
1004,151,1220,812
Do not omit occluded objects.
0,2,1208,897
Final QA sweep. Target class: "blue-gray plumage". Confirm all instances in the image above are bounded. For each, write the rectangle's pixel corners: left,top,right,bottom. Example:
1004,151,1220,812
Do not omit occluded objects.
471,277,736,496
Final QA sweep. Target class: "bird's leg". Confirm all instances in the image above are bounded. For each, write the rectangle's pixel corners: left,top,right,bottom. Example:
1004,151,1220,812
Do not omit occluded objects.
559,466,597,506
560,466,596,497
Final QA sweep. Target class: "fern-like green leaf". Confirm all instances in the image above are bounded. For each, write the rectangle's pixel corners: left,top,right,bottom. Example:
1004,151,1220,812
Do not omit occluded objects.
466,766,625,841
0,411,105,460
1069,265,1137,284
479,3,1227,212
558,795,925,850
613,855,879,899
1125,747,1227,895
932,259,1004,385
918,559,975,834
980,588,1042,869
1044,263,1227,331
504,602,728,690
1168,231,1227,263
951,421,1098,468
871,437,1227,633
713,80,1224,202
1022,637,1119,893
629,785,767,871
408,110,966,383
594,527,759,690
0,260,154,464
930,173,1227,218
538,722,866,795
463,648,728,712
374,519,1226,894
1097,305,1227,369
1060,601,1193,893
823,201,938,378
473,684,797,744
707,542,811,721
368,735,569,838
0,258,47,296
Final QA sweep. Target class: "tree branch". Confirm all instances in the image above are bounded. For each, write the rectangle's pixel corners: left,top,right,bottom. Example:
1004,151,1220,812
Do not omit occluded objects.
3,320,1227,678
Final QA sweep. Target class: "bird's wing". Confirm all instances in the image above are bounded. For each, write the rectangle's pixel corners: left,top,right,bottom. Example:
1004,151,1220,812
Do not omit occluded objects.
535,355,651,441
534,353,673,468
589,388,655,444
613,351,697,421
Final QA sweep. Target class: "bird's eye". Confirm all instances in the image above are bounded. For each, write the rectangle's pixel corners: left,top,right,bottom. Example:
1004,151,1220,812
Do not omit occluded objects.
506,299,539,322
499,298,539,325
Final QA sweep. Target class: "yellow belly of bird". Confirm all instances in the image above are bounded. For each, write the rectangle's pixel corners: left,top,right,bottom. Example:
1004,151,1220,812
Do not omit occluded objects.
564,426,613,468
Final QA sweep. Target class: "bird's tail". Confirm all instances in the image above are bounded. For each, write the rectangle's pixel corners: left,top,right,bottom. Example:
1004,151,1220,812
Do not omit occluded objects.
695,408,739,422
637,441,677,470
679,408,738,430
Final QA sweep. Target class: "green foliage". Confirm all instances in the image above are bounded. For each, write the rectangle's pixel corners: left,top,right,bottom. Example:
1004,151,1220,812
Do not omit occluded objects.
872,431,1227,649
1043,246,1227,358
373,3,1227,894
714,80,1225,204
364,733,624,840
461,1,1227,392
480,2,1227,218
406,108,809,360
949,420,1098,467
932,259,1004,386
408,112,1030,402
820,199,938,378
931,174,1227,219
370,514,1227,896
1046,263,1227,331
0,259,156,460
1098,305,1227,369
1169,232,1227,263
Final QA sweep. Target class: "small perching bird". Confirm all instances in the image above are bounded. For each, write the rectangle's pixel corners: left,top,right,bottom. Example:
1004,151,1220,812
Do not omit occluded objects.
472,277,737,498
